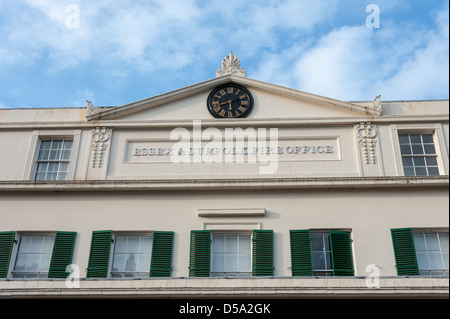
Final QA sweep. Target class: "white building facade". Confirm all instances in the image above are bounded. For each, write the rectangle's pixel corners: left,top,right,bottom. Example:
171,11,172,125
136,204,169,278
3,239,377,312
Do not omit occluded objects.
0,54,448,298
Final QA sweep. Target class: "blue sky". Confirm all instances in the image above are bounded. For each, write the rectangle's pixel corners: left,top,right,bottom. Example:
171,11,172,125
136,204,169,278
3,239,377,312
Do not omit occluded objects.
0,0,448,108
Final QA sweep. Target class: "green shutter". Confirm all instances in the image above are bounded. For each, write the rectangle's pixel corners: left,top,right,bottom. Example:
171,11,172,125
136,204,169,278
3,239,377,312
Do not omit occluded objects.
252,230,274,276
391,228,419,276
86,230,112,278
330,231,354,276
290,230,313,276
189,230,211,277
150,231,174,277
48,232,77,279
0,232,15,279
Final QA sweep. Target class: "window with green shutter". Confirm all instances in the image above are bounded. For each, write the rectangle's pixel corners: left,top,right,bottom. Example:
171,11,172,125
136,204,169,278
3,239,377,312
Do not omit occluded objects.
291,229,354,277
86,230,113,278
290,230,313,276
330,230,354,276
48,231,77,279
391,228,419,276
0,231,16,279
150,231,175,277
189,230,211,277
252,230,274,277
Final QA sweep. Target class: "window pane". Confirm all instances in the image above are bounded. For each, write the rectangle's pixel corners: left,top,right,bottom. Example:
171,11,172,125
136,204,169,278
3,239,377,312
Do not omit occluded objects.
403,167,415,176
311,233,325,251
442,252,449,269
127,237,140,253
212,254,225,272
410,134,421,143
415,167,427,176
414,233,426,250
312,251,326,270
61,150,71,160
398,135,410,144
428,251,444,269
112,254,125,272
413,157,425,167
239,254,251,271
427,167,439,176
114,237,127,253
400,144,412,155
424,144,436,154
40,141,52,150
140,236,153,253
43,237,55,253
239,235,251,252
38,150,49,160
14,254,28,271
124,254,138,271
439,233,449,250
426,157,438,166
416,251,430,270
213,235,225,252
52,140,63,149
137,254,151,271
425,233,440,250
402,157,413,167
226,235,238,252
225,254,238,271
411,144,424,155
63,140,73,149
421,134,434,143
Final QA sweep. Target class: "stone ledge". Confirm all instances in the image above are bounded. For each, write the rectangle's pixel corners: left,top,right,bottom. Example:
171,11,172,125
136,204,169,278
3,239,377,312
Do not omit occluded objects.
1,277,448,298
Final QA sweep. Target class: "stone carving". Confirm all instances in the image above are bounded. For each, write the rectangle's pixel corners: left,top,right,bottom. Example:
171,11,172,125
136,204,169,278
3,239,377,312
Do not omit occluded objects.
355,122,378,165
216,52,246,78
90,127,112,168
86,100,99,117
370,95,382,112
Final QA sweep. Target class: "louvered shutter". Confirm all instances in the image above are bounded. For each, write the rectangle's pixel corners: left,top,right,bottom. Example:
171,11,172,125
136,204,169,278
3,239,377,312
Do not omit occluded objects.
86,230,112,278
391,228,419,276
330,231,354,276
150,231,174,277
48,231,77,278
189,230,211,277
0,231,15,279
290,230,313,276
252,230,274,276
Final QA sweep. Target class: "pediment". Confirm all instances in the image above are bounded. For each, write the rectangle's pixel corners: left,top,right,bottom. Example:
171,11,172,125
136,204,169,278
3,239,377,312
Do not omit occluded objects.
85,75,381,122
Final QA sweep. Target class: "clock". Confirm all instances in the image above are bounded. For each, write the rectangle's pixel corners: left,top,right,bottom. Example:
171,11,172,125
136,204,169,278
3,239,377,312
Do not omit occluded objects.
207,84,253,118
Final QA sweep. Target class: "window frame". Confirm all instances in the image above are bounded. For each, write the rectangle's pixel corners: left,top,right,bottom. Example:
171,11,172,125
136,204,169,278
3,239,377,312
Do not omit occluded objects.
413,230,449,277
390,124,449,176
398,133,439,176
23,130,81,181
210,231,253,278
109,232,154,279
310,231,333,277
10,232,56,280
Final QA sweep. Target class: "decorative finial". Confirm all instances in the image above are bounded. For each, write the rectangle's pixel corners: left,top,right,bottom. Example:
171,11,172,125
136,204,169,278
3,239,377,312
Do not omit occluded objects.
86,100,98,117
371,95,382,111
216,51,246,78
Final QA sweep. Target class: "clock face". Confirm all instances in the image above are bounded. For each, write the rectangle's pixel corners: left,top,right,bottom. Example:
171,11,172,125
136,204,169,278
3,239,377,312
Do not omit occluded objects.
207,84,253,118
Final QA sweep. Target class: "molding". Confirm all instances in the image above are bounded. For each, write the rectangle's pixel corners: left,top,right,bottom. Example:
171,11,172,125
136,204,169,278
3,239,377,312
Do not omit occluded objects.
0,114,448,130
0,277,448,298
0,176,447,192
198,208,266,217
355,122,378,165
84,75,382,121
90,127,112,169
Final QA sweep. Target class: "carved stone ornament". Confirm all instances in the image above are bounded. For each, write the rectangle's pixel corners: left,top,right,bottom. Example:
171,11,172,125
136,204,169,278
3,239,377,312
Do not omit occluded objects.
370,95,382,112
216,52,246,78
86,100,99,117
355,122,378,165
90,127,112,168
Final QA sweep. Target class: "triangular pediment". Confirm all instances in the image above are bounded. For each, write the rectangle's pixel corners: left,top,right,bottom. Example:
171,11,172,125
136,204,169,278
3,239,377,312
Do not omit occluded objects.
85,75,381,122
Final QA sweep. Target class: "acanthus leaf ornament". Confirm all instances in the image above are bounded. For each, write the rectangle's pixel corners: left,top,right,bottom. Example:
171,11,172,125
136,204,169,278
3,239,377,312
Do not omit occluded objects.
216,52,246,78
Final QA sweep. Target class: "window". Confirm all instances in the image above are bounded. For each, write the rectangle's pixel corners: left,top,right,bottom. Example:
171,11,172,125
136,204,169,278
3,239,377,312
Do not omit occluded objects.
290,230,354,277
414,231,449,277
211,233,252,277
34,139,73,181
12,235,55,279
111,234,153,278
391,228,449,277
189,230,273,278
311,232,333,276
398,133,439,176
86,231,174,278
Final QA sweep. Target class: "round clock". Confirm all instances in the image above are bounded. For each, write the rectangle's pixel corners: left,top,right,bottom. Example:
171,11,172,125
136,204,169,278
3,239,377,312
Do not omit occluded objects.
207,84,253,118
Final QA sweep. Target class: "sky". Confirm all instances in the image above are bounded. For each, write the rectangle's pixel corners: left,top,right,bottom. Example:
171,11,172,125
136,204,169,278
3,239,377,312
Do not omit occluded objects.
0,0,448,108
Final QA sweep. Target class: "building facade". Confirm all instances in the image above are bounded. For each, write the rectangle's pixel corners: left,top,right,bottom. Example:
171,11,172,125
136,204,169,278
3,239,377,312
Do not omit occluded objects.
0,54,448,298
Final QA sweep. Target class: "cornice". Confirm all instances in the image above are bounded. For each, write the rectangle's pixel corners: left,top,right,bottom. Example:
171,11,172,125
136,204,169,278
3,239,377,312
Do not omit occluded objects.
0,176,447,192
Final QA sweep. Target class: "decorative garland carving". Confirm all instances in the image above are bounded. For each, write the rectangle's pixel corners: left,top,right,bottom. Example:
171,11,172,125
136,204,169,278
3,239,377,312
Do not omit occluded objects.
90,127,112,168
355,122,378,165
